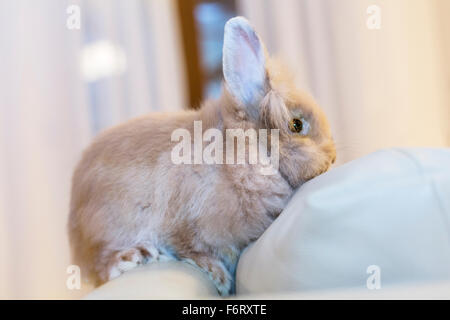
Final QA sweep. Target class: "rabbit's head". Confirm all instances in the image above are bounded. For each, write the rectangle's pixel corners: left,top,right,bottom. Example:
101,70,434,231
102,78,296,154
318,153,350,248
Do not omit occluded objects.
222,17,336,187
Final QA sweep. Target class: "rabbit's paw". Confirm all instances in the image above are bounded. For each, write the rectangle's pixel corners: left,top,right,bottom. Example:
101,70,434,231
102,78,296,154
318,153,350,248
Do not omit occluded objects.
106,246,151,281
183,255,233,296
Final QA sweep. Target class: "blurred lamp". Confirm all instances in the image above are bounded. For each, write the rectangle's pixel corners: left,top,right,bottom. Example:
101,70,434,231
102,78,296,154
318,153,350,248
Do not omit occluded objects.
80,40,127,82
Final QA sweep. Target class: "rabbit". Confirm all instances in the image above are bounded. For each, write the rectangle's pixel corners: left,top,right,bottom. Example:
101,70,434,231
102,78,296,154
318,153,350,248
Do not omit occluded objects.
68,16,336,296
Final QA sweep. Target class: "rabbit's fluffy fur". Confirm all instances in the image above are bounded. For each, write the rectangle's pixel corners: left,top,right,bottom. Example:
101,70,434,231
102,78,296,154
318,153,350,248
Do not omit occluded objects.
68,17,336,295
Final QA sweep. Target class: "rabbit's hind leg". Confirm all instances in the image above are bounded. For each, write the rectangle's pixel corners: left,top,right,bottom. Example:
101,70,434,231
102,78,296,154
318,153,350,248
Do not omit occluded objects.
102,246,150,282
98,244,173,283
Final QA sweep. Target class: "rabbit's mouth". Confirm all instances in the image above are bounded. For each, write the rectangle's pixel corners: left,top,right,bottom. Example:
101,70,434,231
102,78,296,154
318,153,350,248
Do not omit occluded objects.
297,156,335,185
301,167,329,183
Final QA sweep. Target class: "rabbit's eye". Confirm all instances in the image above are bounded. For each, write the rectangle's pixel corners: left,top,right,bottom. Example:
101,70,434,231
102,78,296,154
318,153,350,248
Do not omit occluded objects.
290,118,303,132
289,118,310,135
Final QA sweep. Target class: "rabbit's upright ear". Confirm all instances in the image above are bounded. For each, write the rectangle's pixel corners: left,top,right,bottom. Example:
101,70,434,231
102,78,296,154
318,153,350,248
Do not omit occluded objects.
223,17,267,117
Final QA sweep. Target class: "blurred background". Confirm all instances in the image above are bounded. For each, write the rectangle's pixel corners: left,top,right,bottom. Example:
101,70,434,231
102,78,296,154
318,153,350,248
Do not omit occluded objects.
0,0,449,299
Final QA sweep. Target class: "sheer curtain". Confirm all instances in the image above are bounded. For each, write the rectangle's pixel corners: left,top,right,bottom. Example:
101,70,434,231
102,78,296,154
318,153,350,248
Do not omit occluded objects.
238,0,450,164
0,0,186,299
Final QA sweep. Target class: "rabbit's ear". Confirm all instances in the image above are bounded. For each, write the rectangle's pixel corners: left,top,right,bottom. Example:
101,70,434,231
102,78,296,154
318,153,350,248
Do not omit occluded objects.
223,17,266,114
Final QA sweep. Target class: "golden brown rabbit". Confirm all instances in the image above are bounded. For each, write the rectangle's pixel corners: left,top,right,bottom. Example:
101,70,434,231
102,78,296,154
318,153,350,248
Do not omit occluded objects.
68,17,336,296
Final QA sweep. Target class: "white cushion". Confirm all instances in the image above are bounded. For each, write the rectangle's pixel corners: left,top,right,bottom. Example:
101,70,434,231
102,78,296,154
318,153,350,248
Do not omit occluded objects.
85,261,219,299
236,148,450,294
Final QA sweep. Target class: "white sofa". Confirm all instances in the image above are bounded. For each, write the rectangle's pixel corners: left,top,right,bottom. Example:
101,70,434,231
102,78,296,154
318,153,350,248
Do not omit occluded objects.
86,148,450,299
